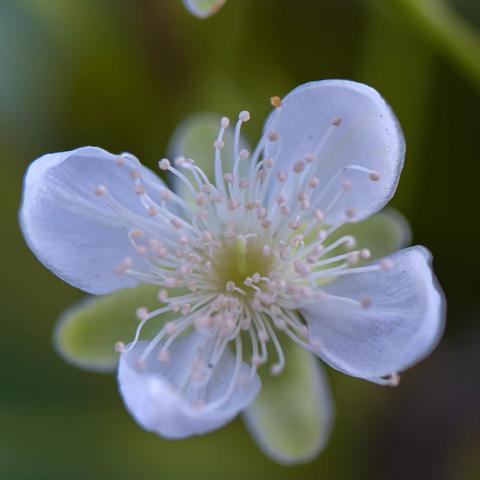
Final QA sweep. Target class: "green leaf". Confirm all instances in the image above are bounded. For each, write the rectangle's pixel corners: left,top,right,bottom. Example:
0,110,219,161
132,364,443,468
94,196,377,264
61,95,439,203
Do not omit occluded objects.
54,285,177,373
183,0,227,19
243,343,334,465
331,208,411,261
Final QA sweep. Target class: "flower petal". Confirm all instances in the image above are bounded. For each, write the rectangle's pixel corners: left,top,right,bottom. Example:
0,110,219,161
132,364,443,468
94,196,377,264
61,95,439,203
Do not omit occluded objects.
183,0,227,18
118,333,261,439
265,80,405,224
301,246,445,381
54,284,177,373
243,343,334,465
19,146,172,295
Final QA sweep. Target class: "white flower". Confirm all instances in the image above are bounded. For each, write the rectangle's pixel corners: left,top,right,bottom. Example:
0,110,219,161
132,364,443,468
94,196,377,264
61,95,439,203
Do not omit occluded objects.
20,80,445,462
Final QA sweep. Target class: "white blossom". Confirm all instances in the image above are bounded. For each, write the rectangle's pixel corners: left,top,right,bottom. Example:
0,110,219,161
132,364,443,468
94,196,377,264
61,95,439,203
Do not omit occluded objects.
20,80,445,450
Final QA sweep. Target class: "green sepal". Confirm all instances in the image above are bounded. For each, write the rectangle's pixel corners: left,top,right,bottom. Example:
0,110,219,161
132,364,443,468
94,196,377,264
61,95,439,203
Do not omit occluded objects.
54,284,178,373
243,343,334,464
332,207,411,261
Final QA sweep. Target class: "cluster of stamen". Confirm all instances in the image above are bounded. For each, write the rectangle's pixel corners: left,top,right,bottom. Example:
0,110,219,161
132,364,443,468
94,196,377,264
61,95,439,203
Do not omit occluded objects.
96,96,398,405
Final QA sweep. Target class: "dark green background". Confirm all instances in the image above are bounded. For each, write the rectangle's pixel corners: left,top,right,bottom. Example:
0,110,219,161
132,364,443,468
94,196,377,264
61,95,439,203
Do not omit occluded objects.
1,1,479,479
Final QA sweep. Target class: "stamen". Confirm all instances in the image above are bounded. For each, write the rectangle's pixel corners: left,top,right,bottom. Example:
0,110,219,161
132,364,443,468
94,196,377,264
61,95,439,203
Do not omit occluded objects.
158,158,170,170
380,259,394,271
270,96,282,108
264,320,285,376
94,185,107,197
360,296,372,308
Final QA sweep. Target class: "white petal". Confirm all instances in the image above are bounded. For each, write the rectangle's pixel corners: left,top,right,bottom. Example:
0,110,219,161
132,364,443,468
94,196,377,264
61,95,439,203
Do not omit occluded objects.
118,333,261,439
183,0,226,18
265,80,405,223
301,246,445,381
19,147,172,295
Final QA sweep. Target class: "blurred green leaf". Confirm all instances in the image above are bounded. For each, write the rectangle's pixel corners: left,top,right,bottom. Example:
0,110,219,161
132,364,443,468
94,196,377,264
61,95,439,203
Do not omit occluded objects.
244,344,334,465
14,0,174,153
183,0,227,19
393,0,480,90
54,285,177,373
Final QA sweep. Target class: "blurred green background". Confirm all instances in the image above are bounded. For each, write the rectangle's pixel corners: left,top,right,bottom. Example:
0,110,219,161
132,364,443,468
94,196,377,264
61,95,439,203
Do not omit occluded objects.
1,0,479,479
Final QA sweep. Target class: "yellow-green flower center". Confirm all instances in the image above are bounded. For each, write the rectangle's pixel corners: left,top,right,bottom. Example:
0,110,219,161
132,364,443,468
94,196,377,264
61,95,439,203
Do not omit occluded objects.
213,237,275,294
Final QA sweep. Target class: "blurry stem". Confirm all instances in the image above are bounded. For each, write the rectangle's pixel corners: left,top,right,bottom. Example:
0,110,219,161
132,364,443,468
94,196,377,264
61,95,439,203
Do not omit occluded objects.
392,0,480,90
358,0,435,214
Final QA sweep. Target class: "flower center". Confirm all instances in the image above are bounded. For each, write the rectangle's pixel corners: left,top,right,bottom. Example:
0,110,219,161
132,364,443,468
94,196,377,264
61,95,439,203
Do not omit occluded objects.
213,237,274,295
94,101,390,396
